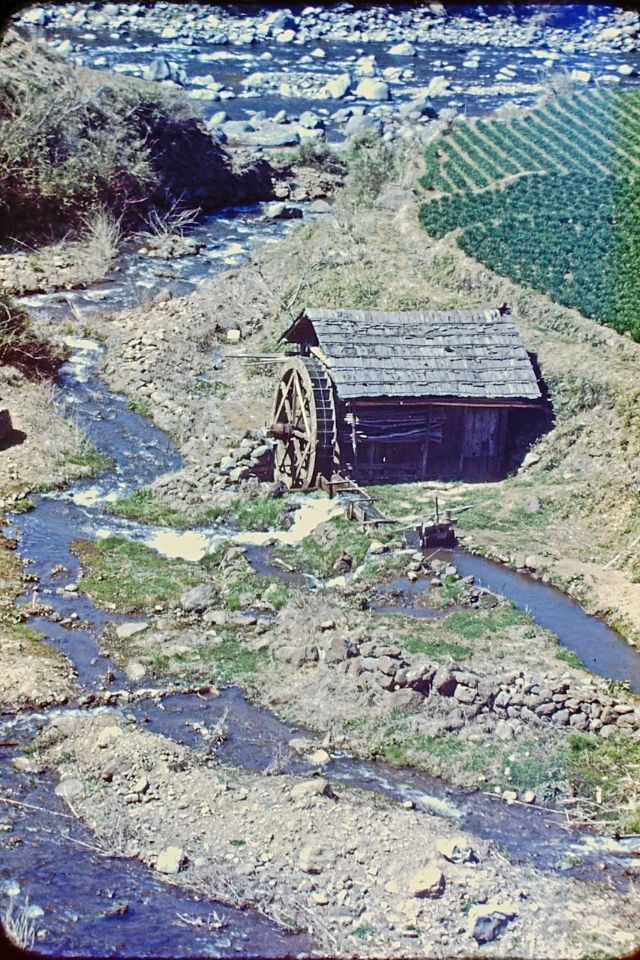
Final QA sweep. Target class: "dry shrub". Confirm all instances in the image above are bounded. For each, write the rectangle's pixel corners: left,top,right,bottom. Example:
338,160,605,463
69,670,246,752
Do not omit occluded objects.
1,896,38,949
0,293,60,378
81,206,122,267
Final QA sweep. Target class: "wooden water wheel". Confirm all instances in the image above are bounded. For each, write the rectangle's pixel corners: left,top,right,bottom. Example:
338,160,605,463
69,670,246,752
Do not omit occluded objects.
270,355,337,489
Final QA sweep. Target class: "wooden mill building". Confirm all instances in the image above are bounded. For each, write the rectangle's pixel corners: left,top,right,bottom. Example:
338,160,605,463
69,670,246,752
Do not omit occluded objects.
269,306,542,488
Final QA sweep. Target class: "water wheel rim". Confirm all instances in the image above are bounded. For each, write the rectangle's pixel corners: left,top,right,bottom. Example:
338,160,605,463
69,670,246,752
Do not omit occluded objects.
272,360,320,488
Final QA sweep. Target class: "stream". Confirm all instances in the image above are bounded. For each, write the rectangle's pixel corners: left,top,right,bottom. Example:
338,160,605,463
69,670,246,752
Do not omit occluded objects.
4,3,640,954
4,322,640,953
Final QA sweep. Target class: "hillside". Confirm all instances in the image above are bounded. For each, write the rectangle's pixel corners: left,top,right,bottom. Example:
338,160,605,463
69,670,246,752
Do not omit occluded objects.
0,30,272,245
419,88,640,339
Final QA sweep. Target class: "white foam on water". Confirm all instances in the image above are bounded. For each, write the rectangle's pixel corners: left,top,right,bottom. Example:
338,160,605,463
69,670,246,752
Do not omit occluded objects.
95,528,115,540
236,494,344,547
63,336,102,351
69,486,122,507
131,494,343,561
144,529,223,562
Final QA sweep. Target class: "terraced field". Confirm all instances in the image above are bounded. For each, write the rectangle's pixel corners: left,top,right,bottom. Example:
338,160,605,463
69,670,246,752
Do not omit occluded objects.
419,89,640,339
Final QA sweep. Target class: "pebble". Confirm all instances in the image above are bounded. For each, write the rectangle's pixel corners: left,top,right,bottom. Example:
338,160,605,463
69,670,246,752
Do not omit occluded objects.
407,865,446,898
156,846,186,874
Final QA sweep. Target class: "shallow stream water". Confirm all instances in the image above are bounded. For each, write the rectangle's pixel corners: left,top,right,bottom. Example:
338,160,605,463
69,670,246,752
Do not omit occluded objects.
4,3,640,953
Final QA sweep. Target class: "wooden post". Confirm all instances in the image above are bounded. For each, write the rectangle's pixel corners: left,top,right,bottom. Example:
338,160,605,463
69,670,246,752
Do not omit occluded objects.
420,406,432,479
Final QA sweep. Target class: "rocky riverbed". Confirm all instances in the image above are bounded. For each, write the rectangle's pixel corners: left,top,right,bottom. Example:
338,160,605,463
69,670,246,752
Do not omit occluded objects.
14,1,640,153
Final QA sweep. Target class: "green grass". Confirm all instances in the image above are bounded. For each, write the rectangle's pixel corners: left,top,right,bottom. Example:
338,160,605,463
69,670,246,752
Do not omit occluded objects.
188,633,270,682
373,724,568,801
105,490,226,529
559,732,640,832
231,497,287,532
62,445,112,475
341,705,640,831
72,537,209,612
400,633,473,661
273,516,390,578
556,647,587,670
443,605,532,640
106,489,287,532
220,574,291,612
9,497,35,514
127,397,153,418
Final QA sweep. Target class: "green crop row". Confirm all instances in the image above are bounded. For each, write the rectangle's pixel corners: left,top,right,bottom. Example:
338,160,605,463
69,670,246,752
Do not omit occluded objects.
419,89,640,339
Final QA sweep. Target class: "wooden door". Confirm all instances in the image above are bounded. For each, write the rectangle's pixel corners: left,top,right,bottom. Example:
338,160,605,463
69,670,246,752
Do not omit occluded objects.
459,408,504,481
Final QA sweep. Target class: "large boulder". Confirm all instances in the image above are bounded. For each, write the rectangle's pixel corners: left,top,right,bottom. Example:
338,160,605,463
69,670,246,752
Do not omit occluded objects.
325,73,352,99
355,78,391,101
180,584,218,612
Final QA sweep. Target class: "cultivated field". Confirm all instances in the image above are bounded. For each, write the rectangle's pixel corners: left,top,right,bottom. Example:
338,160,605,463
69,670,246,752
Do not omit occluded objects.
420,89,640,339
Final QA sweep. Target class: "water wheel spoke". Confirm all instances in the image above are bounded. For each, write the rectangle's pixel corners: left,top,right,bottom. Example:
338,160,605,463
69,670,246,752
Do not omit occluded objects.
293,372,313,438
273,379,291,424
271,356,336,489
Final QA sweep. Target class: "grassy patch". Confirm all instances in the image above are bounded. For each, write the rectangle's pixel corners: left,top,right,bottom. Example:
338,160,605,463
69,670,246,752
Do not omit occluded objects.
273,516,390,578
61,444,112,476
9,497,35,514
220,573,290,612
232,497,287,532
193,633,270,682
560,732,640,832
341,706,640,830
106,490,226,529
367,720,568,801
127,397,153,418
72,537,208,612
400,633,473,661
556,647,587,670
443,605,532,640
106,489,287,532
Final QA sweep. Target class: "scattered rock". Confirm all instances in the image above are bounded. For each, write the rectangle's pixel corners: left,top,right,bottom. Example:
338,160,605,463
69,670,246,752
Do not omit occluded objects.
55,778,84,801
115,621,148,640
407,865,446,899
156,846,186,874
290,778,334,800
299,842,330,874
355,78,390,101
125,661,147,681
436,837,478,864
469,902,518,944
180,584,218,612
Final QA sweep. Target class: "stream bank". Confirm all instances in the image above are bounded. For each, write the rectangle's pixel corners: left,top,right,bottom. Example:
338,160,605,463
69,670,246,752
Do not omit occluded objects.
3,333,639,955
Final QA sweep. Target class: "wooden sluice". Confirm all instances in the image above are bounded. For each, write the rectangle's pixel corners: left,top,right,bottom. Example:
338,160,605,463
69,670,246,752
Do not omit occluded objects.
318,474,395,526
321,475,457,547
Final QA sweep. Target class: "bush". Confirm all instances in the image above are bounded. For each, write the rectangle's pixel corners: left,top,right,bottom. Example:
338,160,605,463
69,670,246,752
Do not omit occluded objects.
295,139,346,175
0,31,255,244
345,130,395,204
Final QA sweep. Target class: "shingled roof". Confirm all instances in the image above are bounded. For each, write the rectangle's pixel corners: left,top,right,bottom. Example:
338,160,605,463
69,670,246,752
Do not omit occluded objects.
281,307,541,402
